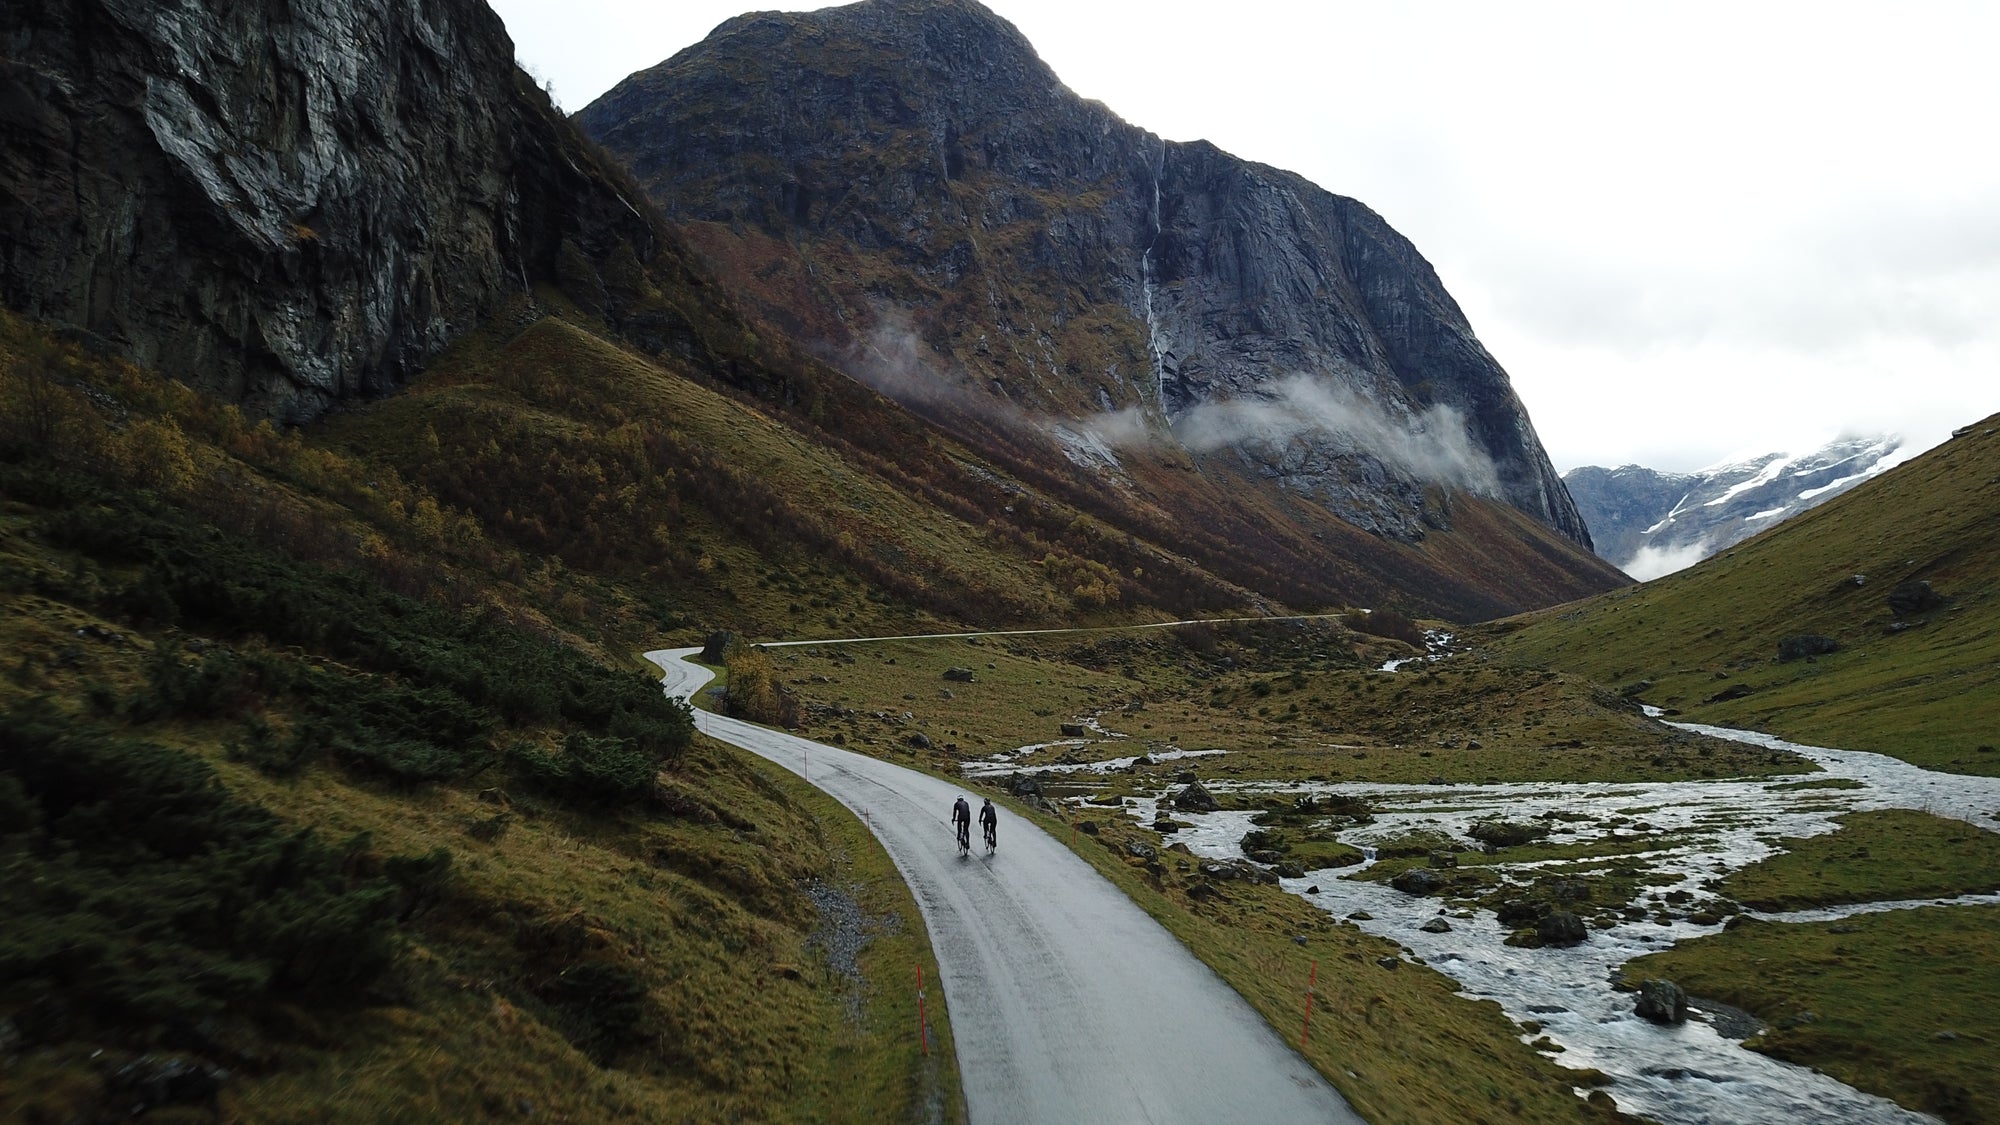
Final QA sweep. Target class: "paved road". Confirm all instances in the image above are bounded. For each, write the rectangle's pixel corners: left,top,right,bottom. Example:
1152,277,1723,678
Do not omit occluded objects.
647,648,1362,1125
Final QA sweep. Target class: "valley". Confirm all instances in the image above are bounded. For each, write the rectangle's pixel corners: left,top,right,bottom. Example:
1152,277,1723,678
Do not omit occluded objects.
741,613,1999,1124
1,0,1992,1121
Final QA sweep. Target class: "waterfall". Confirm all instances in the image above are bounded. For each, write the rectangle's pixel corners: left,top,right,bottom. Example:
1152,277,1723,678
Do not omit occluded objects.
1139,138,1169,413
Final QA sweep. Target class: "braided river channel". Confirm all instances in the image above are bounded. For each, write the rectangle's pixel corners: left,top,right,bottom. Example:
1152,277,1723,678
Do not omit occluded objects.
973,715,2000,1124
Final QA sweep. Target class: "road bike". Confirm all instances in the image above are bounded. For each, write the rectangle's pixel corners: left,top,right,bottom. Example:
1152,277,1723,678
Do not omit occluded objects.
983,821,996,852
956,819,970,855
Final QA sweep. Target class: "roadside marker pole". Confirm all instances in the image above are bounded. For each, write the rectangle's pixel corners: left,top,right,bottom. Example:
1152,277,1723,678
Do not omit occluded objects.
917,965,930,1055
1300,960,1318,1046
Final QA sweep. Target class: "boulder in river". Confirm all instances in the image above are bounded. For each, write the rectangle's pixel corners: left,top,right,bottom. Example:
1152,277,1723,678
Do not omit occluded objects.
1173,780,1220,812
1635,979,1689,1025
1419,917,1453,934
1391,867,1447,896
1536,910,1588,947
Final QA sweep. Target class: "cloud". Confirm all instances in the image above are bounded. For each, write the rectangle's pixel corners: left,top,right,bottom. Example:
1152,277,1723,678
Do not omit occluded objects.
1170,374,1501,494
1081,373,1502,494
1620,539,1712,582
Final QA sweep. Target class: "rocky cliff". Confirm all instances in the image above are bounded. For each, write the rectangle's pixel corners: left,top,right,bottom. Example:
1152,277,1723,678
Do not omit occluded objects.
0,0,693,419
578,0,1589,548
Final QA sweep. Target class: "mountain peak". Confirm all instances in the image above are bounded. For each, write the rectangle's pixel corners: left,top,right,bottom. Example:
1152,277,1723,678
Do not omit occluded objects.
1566,433,1907,579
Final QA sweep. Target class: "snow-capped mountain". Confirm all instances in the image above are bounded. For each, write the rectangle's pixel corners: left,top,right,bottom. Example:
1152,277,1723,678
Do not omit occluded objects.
1564,435,1908,580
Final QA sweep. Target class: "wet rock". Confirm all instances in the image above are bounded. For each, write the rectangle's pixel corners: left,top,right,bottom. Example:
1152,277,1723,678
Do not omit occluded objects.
108,1054,226,1113
1060,722,1088,737
1777,634,1840,662
1468,820,1549,848
1173,780,1220,813
1538,875,1592,904
1174,770,1198,784
700,631,737,664
1427,850,1458,869
1496,899,1549,925
1347,911,1372,920
1199,861,1237,880
1635,979,1688,1024
943,666,976,682
1007,773,1043,798
1536,911,1587,947
1419,918,1453,934
1275,861,1306,879
1125,842,1158,861
1376,956,1400,970
1888,580,1946,616
1390,868,1447,896
1305,885,1320,895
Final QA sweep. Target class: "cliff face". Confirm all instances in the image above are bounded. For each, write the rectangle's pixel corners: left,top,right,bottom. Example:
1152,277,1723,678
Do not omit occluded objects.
579,0,1589,548
0,0,671,419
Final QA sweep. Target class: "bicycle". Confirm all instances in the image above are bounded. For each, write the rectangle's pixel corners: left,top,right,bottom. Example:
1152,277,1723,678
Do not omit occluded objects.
982,821,996,852
956,819,971,855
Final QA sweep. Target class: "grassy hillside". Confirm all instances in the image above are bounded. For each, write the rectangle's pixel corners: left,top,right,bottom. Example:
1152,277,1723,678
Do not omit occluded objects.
1489,416,2000,773
0,314,961,1122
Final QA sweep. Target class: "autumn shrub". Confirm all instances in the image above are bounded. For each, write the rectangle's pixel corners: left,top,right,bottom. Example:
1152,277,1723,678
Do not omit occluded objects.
723,646,801,728
0,700,432,1040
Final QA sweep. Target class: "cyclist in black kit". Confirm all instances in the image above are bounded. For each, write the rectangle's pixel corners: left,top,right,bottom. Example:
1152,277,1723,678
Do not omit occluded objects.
951,795,972,854
978,797,997,851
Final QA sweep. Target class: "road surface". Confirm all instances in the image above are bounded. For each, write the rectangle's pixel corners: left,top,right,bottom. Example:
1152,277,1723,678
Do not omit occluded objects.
647,648,1361,1125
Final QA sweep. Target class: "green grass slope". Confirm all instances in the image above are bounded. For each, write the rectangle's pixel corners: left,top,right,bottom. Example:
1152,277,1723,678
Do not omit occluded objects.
1490,415,2000,773
0,314,961,1122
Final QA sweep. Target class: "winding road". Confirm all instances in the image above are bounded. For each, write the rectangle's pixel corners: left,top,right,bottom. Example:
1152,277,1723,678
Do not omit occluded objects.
646,647,1360,1125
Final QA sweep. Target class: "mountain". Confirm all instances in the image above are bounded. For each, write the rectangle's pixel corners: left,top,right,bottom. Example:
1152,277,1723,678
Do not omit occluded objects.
1565,435,1907,579
1494,416,1999,773
0,0,750,420
575,0,1597,558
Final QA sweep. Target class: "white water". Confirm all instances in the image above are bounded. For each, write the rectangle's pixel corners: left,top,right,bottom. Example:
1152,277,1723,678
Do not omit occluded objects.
1074,717,2000,1124
1140,139,1169,407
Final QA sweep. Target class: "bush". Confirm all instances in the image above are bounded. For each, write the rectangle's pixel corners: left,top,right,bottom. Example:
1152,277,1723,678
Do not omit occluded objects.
0,700,436,1038
722,647,801,728
507,733,660,808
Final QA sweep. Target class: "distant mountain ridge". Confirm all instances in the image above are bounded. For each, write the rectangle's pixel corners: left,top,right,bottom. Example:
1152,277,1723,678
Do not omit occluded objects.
576,0,1590,550
1565,435,1906,579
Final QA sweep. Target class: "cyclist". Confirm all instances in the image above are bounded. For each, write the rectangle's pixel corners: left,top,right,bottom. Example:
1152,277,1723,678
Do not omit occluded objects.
979,797,997,851
951,795,972,854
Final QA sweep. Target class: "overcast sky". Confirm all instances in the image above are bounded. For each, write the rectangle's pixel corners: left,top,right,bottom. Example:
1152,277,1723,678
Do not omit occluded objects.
488,0,1997,473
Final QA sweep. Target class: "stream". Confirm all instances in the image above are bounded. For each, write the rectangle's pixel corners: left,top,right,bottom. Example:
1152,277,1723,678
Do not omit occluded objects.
972,720,2000,1124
